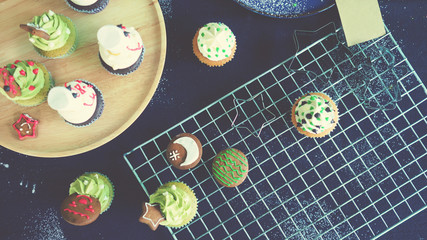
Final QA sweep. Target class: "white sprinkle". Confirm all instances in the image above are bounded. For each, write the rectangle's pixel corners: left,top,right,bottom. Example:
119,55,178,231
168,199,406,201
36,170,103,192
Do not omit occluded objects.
65,28,70,35
162,192,169,196
0,162,9,168
48,10,55,16
104,196,108,200
95,174,99,178
84,180,89,185
48,42,54,48
32,184,36,194
171,185,176,190
20,179,23,186
25,181,29,188
99,184,104,189
54,29,61,36
29,38,35,43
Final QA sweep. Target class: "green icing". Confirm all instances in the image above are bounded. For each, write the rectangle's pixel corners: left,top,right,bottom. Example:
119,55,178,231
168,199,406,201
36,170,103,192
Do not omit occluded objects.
0,60,46,101
212,149,248,186
149,182,197,227
28,10,71,51
69,173,113,214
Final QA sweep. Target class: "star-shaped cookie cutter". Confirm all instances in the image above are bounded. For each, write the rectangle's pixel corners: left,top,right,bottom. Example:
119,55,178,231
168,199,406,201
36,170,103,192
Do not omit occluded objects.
288,22,405,110
231,93,278,138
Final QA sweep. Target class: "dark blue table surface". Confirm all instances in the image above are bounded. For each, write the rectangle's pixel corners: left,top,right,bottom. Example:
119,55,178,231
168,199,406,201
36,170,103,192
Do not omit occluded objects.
1,0,426,239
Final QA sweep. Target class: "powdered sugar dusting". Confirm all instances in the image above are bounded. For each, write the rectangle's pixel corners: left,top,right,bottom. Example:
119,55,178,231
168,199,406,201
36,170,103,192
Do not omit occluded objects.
22,208,66,240
235,0,333,17
159,0,173,20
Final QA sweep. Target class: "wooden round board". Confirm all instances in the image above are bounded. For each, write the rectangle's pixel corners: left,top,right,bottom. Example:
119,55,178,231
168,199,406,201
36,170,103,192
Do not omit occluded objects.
0,0,166,157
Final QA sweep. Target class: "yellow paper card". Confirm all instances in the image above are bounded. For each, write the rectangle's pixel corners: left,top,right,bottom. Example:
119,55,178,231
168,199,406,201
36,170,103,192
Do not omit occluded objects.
336,0,386,46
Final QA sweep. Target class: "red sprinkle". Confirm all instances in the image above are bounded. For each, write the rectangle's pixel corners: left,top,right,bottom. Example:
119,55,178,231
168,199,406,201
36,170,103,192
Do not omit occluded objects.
33,68,39,74
29,86,35,91
27,61,34,66
10,64,16,69
9,75,14,81
20,70,26,76
14,60,20,64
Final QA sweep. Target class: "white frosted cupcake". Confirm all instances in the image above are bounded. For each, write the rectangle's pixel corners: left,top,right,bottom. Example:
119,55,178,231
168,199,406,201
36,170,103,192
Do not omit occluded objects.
65,0,109,14
47,79,104,127
192,22,236,67
97,24,144,75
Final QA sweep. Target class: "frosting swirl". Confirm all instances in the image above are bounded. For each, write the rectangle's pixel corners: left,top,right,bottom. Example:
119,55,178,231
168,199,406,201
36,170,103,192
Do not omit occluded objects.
69,173,113,213
294,94,336,134
197,22,235,61
0,60,46,101
149,182,196,227
28,10,71,51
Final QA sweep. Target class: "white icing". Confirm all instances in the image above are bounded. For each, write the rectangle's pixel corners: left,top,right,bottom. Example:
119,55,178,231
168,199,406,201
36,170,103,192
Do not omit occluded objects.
169,150,180,161
197,22,235,61
173,136,200,167
98,25,143,70
70,0,98,6
48,80,98,124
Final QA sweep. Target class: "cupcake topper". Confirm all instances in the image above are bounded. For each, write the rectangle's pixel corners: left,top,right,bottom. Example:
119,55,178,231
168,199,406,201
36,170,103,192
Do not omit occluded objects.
97,25,126,54
139,202,165,231
19,24,50,40
47,86,80,111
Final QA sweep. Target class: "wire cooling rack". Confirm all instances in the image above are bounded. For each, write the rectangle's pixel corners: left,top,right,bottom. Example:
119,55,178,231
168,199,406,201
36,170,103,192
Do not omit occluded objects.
124,24,426,240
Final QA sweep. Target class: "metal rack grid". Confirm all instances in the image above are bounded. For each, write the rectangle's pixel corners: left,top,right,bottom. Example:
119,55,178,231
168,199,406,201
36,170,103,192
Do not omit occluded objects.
124,25,426,240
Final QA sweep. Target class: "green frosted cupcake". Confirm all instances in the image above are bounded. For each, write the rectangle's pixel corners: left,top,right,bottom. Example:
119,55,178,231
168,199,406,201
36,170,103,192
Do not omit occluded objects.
0,60,53,107
21,10,77,59
68,172,114,214
139,182,198,231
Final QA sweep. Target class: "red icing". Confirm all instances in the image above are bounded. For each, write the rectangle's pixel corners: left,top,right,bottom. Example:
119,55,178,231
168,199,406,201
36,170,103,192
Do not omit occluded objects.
32,68,38,74
85,206,95,213
29,86,35,91
78,198,88,205
77,195,93,203
14,60,20,64
12,113,39,140
20,70,26,76
27,61,34,66
126,42,143,51
69,201,77,208
10,64,16,69
83,93,96,106
63,209,90,220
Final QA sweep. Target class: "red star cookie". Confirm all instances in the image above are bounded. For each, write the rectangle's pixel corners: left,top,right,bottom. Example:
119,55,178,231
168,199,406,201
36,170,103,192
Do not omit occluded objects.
12,113,39,140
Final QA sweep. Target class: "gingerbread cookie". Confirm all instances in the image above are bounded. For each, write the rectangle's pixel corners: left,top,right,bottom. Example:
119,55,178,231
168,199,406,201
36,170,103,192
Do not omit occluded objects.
212,148,249,187
138,202,165,231
165,133,202,170
12,113,39,140
60,193,101,226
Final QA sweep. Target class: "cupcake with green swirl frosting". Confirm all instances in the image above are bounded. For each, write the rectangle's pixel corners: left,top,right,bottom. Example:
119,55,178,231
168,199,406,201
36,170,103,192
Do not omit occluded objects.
193,22,236,67
68,172,114,214
22,10,77,59
139,182,198,231
0,60,53,106
291,93,339,138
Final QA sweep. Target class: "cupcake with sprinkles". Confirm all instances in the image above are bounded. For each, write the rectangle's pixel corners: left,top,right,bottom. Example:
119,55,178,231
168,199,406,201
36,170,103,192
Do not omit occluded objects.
192,22,236,67
47,79,104,127
20,10,77,59
97,24,144,76
0,60,53,107
65,0,109,14
291,93,339,138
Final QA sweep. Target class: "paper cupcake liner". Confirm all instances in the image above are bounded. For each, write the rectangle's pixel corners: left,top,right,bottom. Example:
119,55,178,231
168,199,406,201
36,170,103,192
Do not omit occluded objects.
99,47,145,76
192,28,236,67
62,79,104,128
65,0,109,14
291,92,339,138
157,181,198,229
35,15,78,59
13,61,54,107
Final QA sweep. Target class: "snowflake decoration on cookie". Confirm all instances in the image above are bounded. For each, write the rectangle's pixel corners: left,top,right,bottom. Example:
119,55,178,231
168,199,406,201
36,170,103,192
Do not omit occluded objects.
12,113,39,140
169,150,180,161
